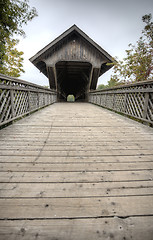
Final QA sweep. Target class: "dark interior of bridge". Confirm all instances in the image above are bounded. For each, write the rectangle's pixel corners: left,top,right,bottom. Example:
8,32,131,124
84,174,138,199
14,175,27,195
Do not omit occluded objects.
56,61,92,101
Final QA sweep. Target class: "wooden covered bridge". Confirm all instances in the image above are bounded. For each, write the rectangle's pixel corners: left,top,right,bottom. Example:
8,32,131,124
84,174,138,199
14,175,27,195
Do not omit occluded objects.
29,25,113,102
0,25,153,240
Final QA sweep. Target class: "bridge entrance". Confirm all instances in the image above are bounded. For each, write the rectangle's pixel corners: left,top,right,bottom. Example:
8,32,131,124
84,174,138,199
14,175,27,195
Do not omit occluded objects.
30,25,113,102
56,61,91,101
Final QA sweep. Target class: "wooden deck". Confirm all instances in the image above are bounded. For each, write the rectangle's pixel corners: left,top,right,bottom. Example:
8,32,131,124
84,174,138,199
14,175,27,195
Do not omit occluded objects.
0,102,153,240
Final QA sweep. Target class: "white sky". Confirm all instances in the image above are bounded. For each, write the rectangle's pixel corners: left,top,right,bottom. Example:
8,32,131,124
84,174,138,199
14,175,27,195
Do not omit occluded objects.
17,0,153,87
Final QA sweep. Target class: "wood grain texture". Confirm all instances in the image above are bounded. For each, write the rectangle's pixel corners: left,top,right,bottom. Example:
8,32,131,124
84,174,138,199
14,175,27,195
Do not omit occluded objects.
0,102,153,239
0,74,57,127
89,80,153,125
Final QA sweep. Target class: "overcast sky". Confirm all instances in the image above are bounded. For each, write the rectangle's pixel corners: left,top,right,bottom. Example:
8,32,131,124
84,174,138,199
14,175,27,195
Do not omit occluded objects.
17,0,153,87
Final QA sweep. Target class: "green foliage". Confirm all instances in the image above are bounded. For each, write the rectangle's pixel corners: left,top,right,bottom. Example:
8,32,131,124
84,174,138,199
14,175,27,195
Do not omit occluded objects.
97,77,120,90
0,0,38,76
107,77,120,88
0,38,25,77
0,0,38,43
111,14,153,83
67,95,75,102
97,84,107,90
43,86,49,89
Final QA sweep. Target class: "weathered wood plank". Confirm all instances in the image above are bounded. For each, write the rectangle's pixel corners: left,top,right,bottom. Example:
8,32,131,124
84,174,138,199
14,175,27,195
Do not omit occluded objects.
1,136,153,142
0,161,153,172
0,217,153,240
2,131,149,136
0,149,153,156
0,196,153,219
0,170,152,183
0,142,153,150
0,181,153,198
0,155,152,163
1,127,152,133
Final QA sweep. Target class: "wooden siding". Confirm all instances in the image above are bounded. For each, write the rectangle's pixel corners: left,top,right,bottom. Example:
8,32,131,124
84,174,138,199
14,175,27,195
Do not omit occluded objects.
29,26,113,98
44,35,106,68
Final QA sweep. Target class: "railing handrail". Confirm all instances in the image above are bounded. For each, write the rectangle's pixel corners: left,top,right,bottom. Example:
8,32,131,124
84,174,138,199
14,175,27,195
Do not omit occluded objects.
90,79,153,93
0,73,56,93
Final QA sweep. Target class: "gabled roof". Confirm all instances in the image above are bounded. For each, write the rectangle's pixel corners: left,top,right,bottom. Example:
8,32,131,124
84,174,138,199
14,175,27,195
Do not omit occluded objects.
29,24,113,63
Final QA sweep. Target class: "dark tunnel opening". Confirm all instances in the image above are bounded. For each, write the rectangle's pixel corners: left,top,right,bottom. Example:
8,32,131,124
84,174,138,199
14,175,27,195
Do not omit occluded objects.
56,61,92,102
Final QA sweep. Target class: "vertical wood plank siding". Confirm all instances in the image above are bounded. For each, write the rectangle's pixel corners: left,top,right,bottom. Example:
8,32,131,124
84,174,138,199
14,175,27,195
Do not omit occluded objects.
89,80,153,125
44,37,103,68
0,74,57,127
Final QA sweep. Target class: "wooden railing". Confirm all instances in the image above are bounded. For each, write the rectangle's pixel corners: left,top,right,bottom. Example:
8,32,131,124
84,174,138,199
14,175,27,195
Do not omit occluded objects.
0,74,57,127
89,80,153,125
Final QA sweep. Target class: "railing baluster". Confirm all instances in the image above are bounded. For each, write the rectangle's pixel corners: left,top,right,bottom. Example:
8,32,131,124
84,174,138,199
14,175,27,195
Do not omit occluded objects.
10,89,15,118
28,91,31,111
89,80,153,125
143,92,149,119
124,93,127,113
0,74,57,127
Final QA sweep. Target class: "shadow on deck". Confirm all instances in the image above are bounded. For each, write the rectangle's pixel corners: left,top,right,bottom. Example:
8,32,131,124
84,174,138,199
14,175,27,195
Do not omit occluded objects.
0,102,153,239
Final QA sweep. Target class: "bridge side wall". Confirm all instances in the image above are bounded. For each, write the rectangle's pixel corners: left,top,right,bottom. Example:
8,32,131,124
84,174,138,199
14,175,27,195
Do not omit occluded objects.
89,80,153,125
0,74,57,127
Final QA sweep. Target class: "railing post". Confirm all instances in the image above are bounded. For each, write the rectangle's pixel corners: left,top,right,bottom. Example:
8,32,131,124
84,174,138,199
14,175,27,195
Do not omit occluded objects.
100,95,102,106
105,94,107,107
43,93,44,106
112,93,115,109
97,94,98,105
37,91,40,108
124,93,127,113
143,92,149,119
28,91,31,112
47,93,49,104
10,89,15,118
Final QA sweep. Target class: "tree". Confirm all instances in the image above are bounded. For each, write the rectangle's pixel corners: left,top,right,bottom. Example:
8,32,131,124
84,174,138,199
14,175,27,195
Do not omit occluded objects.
0,0,38,75
0,38,25,77
107,77,121,88
97,84,107,90
97,77,120,90
111,14,153,83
